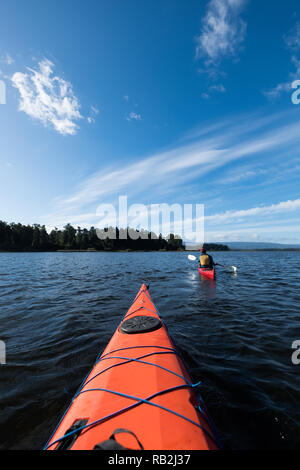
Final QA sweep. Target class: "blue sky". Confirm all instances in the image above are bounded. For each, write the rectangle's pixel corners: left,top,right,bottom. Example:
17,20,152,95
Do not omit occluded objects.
1,0,300,243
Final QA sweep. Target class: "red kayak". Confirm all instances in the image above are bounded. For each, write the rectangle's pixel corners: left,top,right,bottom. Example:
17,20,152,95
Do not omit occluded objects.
198,266,215,280
44,284,220,450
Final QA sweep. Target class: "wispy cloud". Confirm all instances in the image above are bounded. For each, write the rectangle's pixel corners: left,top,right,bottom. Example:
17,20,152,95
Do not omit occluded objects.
87,105,99,124
126,111,142,121
206,199,300,224
216,166,266,185
1,53,14,65
43,109,300,233
11,59,82,135
202,83,227,99
285,22,300,51
263,81,293,100
264,22,300,100
196,0,247,78
203,198,300,243
209,83,226,93
206,223,300,243
215,153,300,188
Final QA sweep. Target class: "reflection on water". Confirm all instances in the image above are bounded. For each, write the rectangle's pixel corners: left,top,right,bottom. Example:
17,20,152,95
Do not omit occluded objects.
199,275,217,299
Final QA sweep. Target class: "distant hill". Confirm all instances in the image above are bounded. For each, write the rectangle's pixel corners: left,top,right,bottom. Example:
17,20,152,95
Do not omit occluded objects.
184,242,229,251
226,242,300,250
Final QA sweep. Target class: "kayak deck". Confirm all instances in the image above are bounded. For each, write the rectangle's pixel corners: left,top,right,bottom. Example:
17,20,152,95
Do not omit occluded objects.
45,284,220,450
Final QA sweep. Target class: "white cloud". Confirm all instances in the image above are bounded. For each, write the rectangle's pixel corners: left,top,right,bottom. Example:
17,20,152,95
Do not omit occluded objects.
264,22,300,100
201,83,226,99
263,57,300,100
217,167,265,185
196,0,247,68
205,224,300,243
87,105,99,124
291,55,300,81
263,82,292,100
91,105,99,115
126,111,142,121
209,84,226,92
206,199,300,224
11,59,82,135
43,110,300,230
285,22,300,51
1,53,14,65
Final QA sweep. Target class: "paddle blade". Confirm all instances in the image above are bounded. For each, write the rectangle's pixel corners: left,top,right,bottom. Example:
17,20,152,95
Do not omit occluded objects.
226,265,238,273
188,255,197,261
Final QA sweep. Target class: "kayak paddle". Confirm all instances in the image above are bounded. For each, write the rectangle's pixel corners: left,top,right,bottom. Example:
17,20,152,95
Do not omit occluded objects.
217,263,238,273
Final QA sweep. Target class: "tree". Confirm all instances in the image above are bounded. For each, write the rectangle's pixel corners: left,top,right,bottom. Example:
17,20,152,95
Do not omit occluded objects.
63,224,76,249
32,225,40,250
39,225,49,249
0,220,229,252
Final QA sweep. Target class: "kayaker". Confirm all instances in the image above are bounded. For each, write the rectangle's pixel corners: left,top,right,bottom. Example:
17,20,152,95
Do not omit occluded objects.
199,248,215,269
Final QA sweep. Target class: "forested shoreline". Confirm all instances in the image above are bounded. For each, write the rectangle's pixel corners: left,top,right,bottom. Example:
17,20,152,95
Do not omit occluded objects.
0,221,230,252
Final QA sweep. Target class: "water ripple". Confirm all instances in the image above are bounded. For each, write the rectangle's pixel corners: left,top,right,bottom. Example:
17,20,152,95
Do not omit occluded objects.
0,251,299,449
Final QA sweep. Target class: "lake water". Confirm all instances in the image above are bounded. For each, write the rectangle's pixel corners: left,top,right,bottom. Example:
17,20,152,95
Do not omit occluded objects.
0,251,300,449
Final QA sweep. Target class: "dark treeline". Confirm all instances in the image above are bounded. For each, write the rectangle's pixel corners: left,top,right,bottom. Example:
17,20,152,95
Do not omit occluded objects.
202,243,230,251
0,221,184,252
